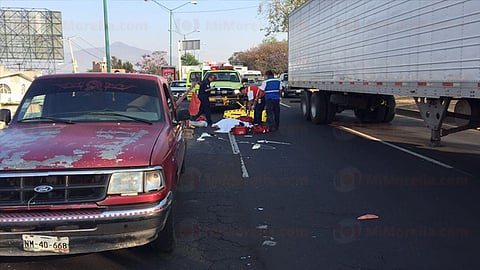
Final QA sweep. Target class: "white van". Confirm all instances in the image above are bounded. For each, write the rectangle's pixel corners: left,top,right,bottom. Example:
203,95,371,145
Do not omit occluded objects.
242,70,263,83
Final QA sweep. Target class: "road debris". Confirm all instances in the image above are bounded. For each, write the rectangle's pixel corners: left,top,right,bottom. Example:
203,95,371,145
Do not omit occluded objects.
262,240,277,247
196,132,214,142
357,214,379,220
257,139,291,145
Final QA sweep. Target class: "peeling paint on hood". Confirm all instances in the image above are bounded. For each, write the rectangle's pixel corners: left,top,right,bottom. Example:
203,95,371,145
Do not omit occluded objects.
0,123,166,170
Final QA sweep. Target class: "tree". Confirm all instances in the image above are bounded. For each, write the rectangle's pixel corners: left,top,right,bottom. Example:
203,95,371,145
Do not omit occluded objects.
258,0,307,36
135,51,168,75
181,52,201,66
111,56,135,73
229,39,287,75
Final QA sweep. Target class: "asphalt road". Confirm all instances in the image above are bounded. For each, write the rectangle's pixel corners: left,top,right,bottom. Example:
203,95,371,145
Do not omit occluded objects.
2,97,479,270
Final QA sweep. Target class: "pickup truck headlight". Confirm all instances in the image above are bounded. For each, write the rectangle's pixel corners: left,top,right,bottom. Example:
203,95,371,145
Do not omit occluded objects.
234,89,241,95
107,170,165,195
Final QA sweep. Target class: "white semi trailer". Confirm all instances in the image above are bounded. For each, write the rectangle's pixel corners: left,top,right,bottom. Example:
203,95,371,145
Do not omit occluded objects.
288,0,480,145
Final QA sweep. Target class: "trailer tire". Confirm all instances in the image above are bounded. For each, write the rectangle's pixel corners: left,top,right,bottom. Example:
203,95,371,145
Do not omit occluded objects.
383,95,396,123
310,92,325,124
355,95,394,123
301,91,312,121
354,108,384,123
310,92,336,124
326,95,337,124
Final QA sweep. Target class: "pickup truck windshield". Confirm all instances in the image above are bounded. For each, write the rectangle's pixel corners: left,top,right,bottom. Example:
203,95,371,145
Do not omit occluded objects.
206,71,240,82
15,77,165,123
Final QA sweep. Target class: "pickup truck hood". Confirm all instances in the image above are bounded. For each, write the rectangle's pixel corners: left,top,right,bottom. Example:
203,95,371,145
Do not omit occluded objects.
0,123,167,171
211,81,241,89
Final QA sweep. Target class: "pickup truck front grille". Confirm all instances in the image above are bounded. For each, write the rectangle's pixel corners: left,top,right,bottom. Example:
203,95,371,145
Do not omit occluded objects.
0,173,109,206
212,88,236,97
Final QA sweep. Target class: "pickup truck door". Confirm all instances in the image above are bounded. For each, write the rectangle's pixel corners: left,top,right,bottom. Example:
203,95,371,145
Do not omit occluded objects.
163,83,186,182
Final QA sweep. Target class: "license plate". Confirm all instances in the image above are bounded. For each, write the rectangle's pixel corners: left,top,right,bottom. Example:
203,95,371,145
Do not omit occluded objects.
22,234,70,253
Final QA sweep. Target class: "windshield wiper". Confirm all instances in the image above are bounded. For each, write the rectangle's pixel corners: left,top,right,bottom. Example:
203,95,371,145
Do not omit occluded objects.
18,116,75,124
86,112,153,125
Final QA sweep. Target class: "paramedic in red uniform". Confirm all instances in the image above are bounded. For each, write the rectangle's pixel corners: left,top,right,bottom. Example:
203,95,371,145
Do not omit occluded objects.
259,70,281,131
243,79,265,125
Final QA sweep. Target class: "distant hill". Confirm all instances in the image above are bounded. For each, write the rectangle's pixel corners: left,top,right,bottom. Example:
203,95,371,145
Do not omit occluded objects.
58,41,151,73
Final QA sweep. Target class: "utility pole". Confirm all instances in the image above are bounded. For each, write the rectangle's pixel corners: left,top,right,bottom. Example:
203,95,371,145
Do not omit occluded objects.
67,37,78,73
103,0,111,72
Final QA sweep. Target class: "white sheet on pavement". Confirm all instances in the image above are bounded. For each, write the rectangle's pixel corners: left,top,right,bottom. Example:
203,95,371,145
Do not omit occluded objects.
212,118,252,133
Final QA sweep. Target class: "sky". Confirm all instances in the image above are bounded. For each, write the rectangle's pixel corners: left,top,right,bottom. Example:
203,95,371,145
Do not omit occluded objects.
0,0,286,69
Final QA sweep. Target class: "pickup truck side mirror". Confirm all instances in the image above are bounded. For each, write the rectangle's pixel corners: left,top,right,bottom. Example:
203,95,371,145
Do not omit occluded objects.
0,109,11,124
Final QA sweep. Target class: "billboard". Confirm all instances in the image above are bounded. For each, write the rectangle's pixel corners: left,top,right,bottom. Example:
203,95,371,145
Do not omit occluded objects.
161,67,176,81
0,8,64,68
182,40,200,51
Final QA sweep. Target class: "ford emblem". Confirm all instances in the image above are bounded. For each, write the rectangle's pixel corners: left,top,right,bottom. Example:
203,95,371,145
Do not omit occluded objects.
33,185,53,193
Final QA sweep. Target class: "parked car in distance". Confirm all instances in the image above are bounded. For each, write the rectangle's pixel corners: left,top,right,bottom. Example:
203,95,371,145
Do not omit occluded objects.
169,79,187,99
279,72,291,98
0,72,190,256
279,72,300,98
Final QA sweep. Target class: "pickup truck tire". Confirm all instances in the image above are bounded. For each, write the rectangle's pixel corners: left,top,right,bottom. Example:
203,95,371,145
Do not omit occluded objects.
301,91,312,121
150,203,176,253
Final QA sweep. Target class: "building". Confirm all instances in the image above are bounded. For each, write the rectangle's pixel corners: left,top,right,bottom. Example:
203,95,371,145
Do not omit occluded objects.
92,61,125,73
0,66,40,104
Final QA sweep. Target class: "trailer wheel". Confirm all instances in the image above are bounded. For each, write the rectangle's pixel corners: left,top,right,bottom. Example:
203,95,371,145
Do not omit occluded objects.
310,92,336,124
326,95,337,123
354,107,384,123
301,91,312,121
355,95,394,123
310,92,325,124
354,109,368,122
383,95,396,123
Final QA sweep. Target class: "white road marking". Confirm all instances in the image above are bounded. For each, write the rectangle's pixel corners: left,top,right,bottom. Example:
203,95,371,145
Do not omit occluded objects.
281,102,291,108
337,126,454,169
228,132,249,178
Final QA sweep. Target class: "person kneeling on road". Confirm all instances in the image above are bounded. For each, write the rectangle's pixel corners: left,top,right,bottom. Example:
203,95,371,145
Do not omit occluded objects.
242,79,265,125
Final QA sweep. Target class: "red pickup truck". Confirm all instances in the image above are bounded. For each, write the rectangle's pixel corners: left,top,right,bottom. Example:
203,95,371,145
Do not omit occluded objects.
0,73,190,256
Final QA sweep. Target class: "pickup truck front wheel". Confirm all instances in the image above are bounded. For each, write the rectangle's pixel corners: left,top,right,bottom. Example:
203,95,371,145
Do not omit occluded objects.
150,203,176,253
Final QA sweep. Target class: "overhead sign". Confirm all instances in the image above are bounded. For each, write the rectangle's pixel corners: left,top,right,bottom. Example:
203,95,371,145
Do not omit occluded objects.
182,40,200,51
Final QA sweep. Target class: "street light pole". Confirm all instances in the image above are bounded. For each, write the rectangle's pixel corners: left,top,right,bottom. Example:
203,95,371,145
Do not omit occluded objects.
103,0,111,72
145,0,198,66
169,8,173,66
